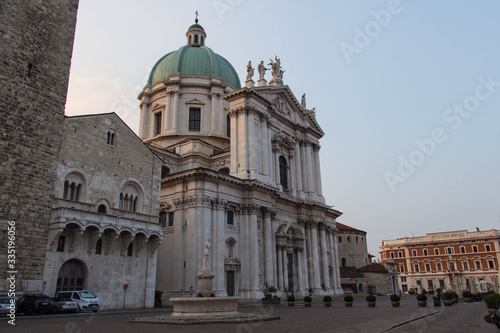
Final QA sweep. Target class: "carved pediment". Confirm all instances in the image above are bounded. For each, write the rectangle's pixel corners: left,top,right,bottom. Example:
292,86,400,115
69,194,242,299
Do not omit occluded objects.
185,98,205,105
271,93,291,118
152,103,165,111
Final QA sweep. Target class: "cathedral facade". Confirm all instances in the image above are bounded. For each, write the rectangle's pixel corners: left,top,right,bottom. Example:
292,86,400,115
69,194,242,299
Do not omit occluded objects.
140,21,343,300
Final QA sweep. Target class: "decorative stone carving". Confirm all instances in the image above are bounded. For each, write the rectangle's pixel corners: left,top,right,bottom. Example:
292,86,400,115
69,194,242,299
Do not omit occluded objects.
268,55,284,86
224,257,241,271
246,61,254,81
271,93,291,117
258,60,268,80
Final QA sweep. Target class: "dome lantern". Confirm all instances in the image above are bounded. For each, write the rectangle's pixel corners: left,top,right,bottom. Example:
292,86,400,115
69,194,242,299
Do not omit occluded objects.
186,13,206,46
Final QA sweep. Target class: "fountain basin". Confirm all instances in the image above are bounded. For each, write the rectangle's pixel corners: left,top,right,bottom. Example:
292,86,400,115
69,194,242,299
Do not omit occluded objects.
170,297,240,318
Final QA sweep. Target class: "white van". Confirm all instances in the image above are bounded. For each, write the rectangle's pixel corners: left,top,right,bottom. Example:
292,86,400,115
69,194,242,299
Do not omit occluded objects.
55,290,100,312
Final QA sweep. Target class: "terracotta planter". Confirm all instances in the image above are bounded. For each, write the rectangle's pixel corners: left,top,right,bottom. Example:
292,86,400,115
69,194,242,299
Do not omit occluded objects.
464,297,474,303
304,302,311,307
367,302,376,307
442,300,453,306
344,302,353,307
288,302,295,307
324,302,332,307
488,308,498,315
391,301,400,307
417,301,427,307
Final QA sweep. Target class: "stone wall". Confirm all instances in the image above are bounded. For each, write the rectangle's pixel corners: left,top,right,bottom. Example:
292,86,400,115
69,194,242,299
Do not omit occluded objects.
0,0,79,292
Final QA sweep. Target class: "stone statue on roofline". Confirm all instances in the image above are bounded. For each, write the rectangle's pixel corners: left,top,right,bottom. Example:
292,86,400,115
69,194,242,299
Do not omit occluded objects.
246,61,254,81
301,93,306,109
257,60,268,80
268,55,284,86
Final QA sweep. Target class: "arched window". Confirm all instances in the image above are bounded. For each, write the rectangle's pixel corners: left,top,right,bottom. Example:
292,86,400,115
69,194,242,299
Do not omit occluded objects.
95,239,102,254
119,182,143,213
200,36,204,45
106,131,115,145
194,34,198,44
127,243,133,257
279,156,288,189
62,172,85,202
97,204,107,214
188,35,192,44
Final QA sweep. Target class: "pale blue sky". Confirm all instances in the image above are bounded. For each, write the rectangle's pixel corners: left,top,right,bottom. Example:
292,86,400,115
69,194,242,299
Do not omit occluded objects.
66,0,500,258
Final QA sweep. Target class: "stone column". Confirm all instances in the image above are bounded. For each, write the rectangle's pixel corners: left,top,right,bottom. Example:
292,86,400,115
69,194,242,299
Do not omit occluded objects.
327,229,337,291
300,142,307,194
214,199,227,296
210,93,217,134
172,91,179,130
139,98,150,139
261,115,270,178
293,234,305,293
314,144,323,197
239,209,250,295
248,205,260,296
331,227,343,293
229,110,238,174
247,109,255,177
310,222,322,291
282,249,289,290
263,209,274,287
274,146,280,187
277,246,284,290
319,223,331,291
294,139,303,198
302,221,312,288
305,142,315,194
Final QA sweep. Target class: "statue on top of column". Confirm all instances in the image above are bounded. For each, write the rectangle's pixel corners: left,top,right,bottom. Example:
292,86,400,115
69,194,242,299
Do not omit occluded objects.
202,238,211,270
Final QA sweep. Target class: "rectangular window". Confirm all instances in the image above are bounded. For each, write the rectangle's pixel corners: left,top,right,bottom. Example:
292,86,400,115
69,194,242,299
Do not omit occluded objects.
412,250,417,256
168,212,174,227
398,251,403,258
460,246,466,254
425,263,431,271
127,243,133,257
427,279,433,289
401,276,407,282
390,252,395,258
473,245,478,253
417,280,422,286
485,244,491,252
226,115,231,137
155,112,162,135
436,263,442,271
448,263,455,271
400,265,405,273
439,279,445,288
423,249,428,256
159,212,167,227
189,108,201,131
489,260,495,269
434,248,439,255
227,210,234,225
414,264,420,272
475,261,482,269
462,261,468,270
446,247,454,254
57,236,66,252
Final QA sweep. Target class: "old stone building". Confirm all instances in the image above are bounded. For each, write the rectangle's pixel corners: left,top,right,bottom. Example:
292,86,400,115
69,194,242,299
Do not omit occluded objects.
42,113,163,309
380,229,500,294
0,0,79,293
142,21,344,300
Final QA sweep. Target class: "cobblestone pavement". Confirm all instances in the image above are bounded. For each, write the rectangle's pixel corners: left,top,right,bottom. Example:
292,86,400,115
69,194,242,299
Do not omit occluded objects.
1,295,496,333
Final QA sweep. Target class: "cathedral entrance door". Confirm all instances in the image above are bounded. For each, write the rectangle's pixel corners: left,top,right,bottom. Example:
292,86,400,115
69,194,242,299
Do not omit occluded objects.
56,259,85,292
226,271,235,296
287,253,294,294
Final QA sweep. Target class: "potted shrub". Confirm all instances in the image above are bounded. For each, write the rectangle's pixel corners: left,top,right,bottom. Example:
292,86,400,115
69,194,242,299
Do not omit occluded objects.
484,292,499,315
408,289,416,295
261,286,280,305
323,295,332,307
416,293,427,307
304,296,312,307
462,290,473,303
390,294,401,307
344,295,353,307
366,294,376,307
441,291,455,306
287,295,295,307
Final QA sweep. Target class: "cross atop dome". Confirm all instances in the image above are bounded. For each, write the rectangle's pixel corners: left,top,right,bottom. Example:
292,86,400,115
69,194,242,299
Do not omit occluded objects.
186,12,206,46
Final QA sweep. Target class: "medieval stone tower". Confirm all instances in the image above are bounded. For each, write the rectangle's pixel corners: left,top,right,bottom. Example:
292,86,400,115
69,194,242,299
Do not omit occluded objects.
0,0,79,292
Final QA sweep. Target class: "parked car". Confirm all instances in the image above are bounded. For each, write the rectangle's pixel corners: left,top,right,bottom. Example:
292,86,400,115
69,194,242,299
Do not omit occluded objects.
55,291,100,312
0,297,16,315
16,295,53,315
52,297,79,314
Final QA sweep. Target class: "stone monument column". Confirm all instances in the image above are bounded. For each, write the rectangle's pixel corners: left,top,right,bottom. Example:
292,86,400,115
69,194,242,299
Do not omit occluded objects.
319,223,332,292
310,221,322,292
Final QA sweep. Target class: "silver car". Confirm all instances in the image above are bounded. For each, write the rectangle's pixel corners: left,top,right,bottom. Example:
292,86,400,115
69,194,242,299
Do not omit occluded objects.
0,298,15,315
52,298,79,314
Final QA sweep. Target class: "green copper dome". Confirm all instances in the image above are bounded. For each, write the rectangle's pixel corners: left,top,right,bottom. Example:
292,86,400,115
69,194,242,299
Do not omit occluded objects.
148,45,241,89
